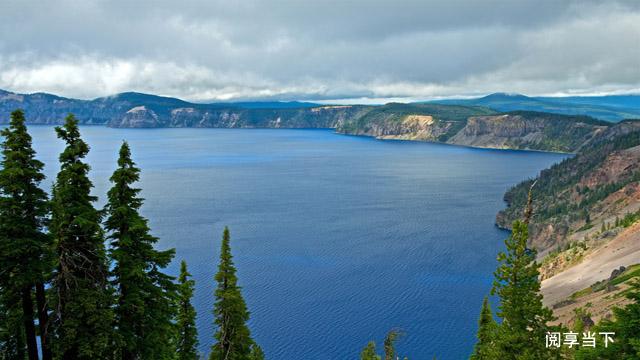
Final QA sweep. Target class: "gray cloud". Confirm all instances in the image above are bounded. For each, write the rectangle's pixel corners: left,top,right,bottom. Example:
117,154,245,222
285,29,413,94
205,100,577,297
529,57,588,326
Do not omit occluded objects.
0,0,638,102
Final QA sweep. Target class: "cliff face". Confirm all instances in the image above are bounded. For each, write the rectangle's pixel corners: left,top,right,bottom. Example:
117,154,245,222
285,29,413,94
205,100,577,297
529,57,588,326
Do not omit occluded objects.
335,102,495,142
496,121,640,253
108,105,371,128
338,114,454,141
0,89,372,128
0,88,629,155
447,113,607,152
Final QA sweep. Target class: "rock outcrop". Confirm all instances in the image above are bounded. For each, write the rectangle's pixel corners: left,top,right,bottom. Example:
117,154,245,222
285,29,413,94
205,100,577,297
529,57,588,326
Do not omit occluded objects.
497,122,640,253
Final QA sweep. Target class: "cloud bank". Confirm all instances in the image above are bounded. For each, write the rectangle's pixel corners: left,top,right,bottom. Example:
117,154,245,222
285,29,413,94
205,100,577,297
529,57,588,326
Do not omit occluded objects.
0,0,638,102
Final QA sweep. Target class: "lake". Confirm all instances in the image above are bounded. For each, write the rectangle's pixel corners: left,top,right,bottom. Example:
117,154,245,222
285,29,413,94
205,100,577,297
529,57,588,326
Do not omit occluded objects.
27,127,567,359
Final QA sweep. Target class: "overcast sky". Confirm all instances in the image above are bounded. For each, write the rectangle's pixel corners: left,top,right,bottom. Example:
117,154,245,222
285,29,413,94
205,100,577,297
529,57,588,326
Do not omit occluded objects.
0,0,639,103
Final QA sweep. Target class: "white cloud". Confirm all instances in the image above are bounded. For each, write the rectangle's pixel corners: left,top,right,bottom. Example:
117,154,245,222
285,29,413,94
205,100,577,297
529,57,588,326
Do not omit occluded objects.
0,0,638,101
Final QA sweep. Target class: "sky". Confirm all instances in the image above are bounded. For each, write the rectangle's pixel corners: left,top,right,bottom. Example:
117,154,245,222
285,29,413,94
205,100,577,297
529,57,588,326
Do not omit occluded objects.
0,0,639,103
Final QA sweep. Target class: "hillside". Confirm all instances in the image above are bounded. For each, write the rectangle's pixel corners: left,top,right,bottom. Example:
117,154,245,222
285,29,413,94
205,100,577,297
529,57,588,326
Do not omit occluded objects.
428,93,640,122
0,88,633,153
496,120,640,253
335,103,496,142
337,107,611,153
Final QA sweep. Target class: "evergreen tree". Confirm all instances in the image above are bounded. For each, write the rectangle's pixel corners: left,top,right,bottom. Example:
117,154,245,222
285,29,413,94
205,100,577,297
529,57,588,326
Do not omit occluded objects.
470,296,497,359
0,109,52,360
0,288,26,360
176,260,199,360
249,344,265,360
50,114,114,359
575,279,640,359
383,330,400,360
210,227,256,360
360,341,381,360
105,141,177,359
491,220,556,359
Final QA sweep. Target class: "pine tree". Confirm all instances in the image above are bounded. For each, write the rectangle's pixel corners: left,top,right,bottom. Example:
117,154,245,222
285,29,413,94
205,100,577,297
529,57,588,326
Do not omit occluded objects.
105,141,177,359
210,227,257,360
491,220,556,359
249,344,265,360
575,279,640,359
383,330,400,360
470,296,497,359
176,260,199,360
360,341,381,360
0,288,26,360
50,114,114,359
0,109,52,360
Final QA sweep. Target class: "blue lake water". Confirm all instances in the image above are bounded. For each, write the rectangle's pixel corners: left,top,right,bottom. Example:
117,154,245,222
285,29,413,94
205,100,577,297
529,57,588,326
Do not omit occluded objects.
26,127,567,359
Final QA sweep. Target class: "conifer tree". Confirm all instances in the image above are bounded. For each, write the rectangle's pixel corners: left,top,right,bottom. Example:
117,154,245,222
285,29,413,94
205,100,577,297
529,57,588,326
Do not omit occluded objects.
105,141,177,359
50,114,114,359
575,280,640,359
383,330,400,360
176,260,199,360
0,289,26,360
210,227,257,360
491,220,556,359
470,296,497,359
249,344,265,360
0,109,52,360
360,341,381,360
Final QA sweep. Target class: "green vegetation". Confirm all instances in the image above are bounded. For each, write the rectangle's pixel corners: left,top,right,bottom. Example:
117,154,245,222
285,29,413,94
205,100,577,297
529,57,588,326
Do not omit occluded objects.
0,110,52,360
620,209,640,228
1,108,638,359
487,220,558,359
210,227,260,360
0,111,260,360
470,297,498,360
360,341,380,360
360,330,406,360
575,280,640,359
504,111,609,153
336,102,495,139
570,264,640,300
50,114,114,359
176,260,199,360
499,126,640,231
105,141,178,359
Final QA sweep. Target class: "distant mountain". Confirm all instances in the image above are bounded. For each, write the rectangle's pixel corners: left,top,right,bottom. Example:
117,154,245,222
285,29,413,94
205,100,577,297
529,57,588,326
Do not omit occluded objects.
0,89,370,128
538,95,640,109
426,93,640,122
220,101,321,109
2,88,637,153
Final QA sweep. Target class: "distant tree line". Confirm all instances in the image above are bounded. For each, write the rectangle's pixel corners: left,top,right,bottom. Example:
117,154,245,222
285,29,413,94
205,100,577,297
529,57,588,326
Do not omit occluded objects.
0,110,263,360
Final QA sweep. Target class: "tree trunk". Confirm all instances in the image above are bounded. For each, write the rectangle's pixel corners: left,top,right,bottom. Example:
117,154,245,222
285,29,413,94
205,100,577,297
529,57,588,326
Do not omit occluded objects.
21,286,39,360
35,282,52,360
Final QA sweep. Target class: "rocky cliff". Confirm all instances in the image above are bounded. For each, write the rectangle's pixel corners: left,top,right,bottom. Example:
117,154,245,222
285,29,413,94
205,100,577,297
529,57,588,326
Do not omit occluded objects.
0,89,372,128
496,120,640,254
337,106,611,153
447,112,608,152
0,88,628,154
111,104,371,128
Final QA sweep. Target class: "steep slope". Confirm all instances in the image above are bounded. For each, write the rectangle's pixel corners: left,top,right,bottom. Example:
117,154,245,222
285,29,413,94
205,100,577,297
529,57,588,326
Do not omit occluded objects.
335,103,496,141
112,104,372,128
1,88,632,154
496,120,640,253
447,111,609,152
337,105,610,153
428,93,640,122
0,89,372,128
